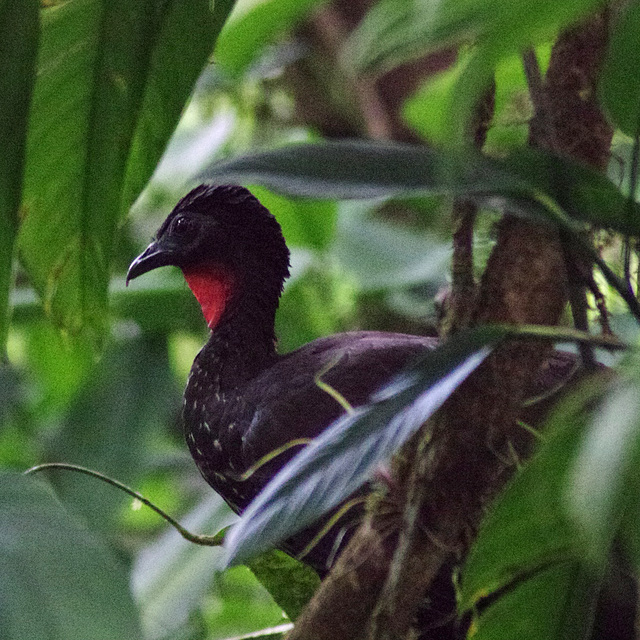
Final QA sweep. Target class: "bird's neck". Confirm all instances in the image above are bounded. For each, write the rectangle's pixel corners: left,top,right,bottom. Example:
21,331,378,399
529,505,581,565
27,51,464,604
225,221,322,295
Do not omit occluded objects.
184,266,281,390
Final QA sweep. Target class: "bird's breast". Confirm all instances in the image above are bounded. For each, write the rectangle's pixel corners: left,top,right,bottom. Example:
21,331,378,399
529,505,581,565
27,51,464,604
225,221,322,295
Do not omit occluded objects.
183,370,258,512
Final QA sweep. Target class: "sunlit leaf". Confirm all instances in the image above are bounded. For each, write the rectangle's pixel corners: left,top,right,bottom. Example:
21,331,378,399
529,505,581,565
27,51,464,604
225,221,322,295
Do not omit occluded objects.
225,326,506,566
25,321,94,413
0,472,141,639
404,46,551,150
0,0,38,356
343,0,599,75
215,0,328,76
249,185,337,250
18,0,232,344
345,0,597,140
246,550,320,621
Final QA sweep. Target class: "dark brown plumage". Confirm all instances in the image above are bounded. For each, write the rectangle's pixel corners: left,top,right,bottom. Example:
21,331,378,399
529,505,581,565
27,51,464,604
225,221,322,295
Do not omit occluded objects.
127,185,438,572
128,185,636,640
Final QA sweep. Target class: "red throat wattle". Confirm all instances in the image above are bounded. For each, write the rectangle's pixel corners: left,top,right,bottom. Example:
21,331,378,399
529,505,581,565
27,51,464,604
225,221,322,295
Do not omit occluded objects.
182,266,235,330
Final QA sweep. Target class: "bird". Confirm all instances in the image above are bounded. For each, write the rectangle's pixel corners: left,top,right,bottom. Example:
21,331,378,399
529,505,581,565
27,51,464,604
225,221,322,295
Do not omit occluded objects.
126,184,445,574
126,184,595,639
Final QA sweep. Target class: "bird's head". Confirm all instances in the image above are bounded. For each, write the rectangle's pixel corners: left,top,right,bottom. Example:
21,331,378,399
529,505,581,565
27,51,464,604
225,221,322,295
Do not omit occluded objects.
127,185,291,329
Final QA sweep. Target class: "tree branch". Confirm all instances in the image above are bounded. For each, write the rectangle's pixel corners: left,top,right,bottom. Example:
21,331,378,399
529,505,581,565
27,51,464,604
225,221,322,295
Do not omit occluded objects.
287,12,612,640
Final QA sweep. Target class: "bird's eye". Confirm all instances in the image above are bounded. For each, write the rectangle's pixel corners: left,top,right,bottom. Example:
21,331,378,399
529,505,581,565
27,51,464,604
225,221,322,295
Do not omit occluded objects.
172,216,196,236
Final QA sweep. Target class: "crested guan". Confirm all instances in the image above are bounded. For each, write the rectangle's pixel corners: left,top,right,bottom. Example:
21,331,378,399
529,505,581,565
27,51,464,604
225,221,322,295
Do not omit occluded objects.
127,185,636,639
127,184,441,573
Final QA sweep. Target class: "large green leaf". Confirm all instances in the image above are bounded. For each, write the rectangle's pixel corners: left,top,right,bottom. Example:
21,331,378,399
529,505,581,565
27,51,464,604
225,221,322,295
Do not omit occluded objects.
600,0,640,136
470,561,600,640
224,326,506,566
0,1,38,356
568,358,640,564
45,335,178,533
18,0,233,344
215,0,328,77
199,140,640,234
343,0,600,75
121,0,238,211
460,375,612,610
0,471,141,639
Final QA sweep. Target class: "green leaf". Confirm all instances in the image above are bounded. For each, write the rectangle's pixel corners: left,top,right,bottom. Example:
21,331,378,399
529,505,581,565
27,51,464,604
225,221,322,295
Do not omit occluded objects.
215,0,328,77
122,0,238,211
249,185,337,250
343,0,600,75
0,1,38,357
112,270,206,334
470,561,600,640
460,374,612,610
199,140,640,234
345,0,597,140
46,335,178,533
0,471,141,639
246,550,321,621
402,49,471,147
567,373,640,563
25,321,94,414
333,201,450,290
11,271,207,333
133,495,235,640
224,326,506,566
600,0,640,136
276,264,358,352
18,0,230,344
404,46,550,150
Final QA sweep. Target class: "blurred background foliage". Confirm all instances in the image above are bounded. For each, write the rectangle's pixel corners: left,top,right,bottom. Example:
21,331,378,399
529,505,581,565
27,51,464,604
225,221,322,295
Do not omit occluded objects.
3,0,640,639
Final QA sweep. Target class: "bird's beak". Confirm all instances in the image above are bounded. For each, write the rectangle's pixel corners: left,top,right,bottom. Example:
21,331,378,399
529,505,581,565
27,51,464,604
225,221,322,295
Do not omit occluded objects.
126,241,175,285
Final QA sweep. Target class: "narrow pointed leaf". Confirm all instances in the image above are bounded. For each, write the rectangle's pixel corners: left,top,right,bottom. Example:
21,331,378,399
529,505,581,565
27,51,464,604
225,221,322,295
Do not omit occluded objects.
200,141,640,235
0,0,38,356
225,326,507,566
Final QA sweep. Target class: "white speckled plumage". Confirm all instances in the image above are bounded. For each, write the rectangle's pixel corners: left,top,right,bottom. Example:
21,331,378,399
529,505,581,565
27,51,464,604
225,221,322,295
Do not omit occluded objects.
130,184,438,572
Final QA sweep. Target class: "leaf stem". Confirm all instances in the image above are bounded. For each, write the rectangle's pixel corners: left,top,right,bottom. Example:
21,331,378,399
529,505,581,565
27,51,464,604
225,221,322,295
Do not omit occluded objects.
24,462,226,547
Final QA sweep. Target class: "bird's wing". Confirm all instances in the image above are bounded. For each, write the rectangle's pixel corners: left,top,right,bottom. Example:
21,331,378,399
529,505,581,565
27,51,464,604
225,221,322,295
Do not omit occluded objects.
240,331,437,467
